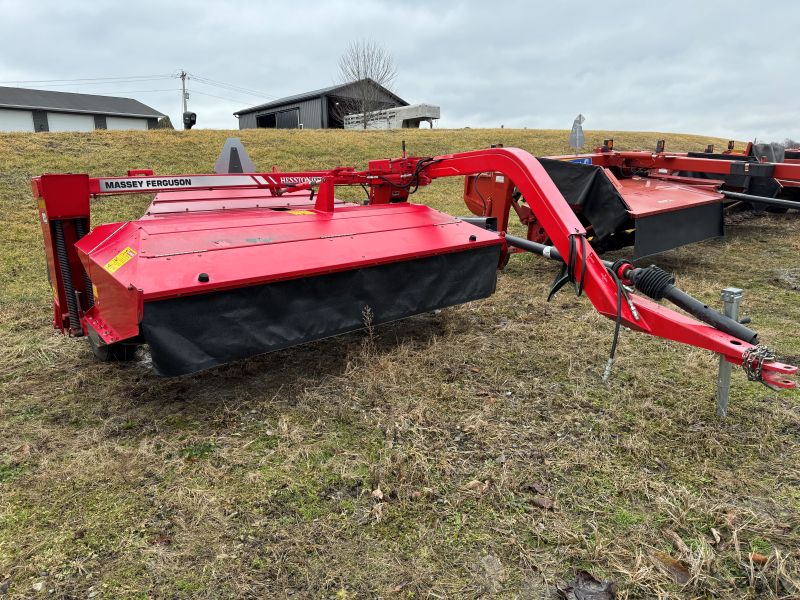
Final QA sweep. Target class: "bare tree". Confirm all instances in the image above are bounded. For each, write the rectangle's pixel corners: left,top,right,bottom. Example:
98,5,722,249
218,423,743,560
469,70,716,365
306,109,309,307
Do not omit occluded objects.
335,39,398,129
155,116,174,129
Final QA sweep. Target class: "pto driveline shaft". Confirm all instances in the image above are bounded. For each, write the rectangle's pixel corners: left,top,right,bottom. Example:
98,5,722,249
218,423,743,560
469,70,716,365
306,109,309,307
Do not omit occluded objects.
626,267,759,344
505,234,567,263
504,234,758,344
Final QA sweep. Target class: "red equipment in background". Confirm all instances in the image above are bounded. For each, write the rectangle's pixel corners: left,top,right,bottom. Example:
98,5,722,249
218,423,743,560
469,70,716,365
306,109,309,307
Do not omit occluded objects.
33,147,797,388
464,141,800,257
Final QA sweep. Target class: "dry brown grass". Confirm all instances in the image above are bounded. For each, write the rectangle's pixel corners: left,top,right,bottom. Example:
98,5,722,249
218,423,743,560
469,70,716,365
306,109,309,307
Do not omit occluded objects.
0,129,799,599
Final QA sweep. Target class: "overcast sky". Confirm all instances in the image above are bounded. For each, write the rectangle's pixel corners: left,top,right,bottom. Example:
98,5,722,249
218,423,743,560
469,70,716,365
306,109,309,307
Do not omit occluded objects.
0,0,797,140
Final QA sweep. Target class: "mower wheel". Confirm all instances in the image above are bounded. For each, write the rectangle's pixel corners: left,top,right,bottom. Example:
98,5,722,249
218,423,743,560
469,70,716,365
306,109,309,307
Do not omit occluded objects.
87,330,139,362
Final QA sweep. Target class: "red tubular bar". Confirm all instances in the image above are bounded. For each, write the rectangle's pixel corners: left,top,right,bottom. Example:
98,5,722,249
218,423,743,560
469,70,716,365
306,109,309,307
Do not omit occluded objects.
548,150,800,182
616,151,800,181
553,150,800,181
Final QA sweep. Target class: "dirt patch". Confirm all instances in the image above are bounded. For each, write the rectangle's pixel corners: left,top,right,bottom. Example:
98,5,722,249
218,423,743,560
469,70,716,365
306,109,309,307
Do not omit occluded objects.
775,268,800,291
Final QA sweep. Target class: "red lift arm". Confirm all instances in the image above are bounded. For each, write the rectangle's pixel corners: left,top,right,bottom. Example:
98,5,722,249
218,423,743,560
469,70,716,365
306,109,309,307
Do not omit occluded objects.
33,147,797,387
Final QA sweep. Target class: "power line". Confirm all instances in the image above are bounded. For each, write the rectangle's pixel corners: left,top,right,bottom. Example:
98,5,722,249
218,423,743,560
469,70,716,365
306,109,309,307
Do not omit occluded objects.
9,87,179,95
66,88,181,95
0,71,276,102
189,80,267,100
187,72,277,99
188,89,248,104
0,78,175,89
188,74,270,96
0,74,174,85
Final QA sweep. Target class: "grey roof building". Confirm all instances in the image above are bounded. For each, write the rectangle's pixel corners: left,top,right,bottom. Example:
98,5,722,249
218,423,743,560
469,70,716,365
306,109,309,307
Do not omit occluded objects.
0,86,165,132
234,79,408,129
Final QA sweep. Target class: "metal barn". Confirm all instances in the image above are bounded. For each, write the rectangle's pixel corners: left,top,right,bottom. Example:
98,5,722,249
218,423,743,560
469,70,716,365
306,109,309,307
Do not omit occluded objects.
234,79,408,129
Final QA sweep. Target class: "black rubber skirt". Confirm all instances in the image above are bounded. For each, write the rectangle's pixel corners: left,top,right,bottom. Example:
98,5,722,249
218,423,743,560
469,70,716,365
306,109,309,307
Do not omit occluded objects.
141,245,501,376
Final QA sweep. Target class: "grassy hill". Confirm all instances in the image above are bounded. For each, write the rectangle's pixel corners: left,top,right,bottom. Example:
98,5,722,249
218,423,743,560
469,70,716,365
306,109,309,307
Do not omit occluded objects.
1,129,798,598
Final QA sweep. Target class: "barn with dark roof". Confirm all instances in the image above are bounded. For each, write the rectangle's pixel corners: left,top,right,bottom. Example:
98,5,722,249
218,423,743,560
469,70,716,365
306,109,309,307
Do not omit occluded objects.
234,79,407,129
0,86,165,132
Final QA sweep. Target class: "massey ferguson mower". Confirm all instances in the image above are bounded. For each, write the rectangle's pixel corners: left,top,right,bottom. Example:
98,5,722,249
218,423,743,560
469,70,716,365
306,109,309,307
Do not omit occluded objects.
464,140,800,257
34,144,797,392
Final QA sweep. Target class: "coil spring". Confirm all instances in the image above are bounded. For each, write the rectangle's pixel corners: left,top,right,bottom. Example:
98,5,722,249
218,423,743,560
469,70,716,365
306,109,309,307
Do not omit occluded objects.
73,219,94,306
52,220,80,331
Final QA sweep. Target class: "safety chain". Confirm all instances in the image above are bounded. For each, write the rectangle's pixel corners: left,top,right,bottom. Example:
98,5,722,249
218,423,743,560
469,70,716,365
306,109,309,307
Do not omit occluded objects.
742,344,777,385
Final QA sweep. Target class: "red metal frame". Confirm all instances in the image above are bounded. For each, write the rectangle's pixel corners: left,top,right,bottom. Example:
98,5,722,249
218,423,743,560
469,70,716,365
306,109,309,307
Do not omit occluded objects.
33,147,797,387
547,149,800,182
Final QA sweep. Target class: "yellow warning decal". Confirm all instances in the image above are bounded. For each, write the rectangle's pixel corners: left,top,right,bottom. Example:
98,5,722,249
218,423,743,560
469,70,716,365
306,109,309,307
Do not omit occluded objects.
287,210,314,215
104,247,137,274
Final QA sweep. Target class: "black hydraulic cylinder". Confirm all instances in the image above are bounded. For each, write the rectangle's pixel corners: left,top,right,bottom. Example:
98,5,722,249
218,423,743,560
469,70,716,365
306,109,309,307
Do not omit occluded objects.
721,190,799,210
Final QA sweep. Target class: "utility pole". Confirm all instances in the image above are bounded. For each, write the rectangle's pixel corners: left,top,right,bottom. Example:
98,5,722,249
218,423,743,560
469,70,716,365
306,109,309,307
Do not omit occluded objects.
178,69,196,130
180,70,188,128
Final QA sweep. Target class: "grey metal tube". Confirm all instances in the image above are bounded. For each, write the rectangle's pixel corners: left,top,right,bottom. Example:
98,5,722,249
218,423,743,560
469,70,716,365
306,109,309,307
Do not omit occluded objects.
504,234,563,262
460,216,498,231
722,190,799,210
505,234,616,268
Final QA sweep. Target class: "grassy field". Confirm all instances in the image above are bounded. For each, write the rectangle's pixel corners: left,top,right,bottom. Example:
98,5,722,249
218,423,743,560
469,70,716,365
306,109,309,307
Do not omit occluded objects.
1,128,799,599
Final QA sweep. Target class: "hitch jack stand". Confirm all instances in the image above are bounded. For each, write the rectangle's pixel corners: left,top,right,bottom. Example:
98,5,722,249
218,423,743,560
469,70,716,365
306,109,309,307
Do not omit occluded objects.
716,287,744,417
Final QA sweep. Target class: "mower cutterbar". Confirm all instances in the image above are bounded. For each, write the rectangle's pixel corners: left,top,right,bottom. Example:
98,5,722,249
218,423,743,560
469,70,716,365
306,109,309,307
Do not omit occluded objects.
33,147,797,388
